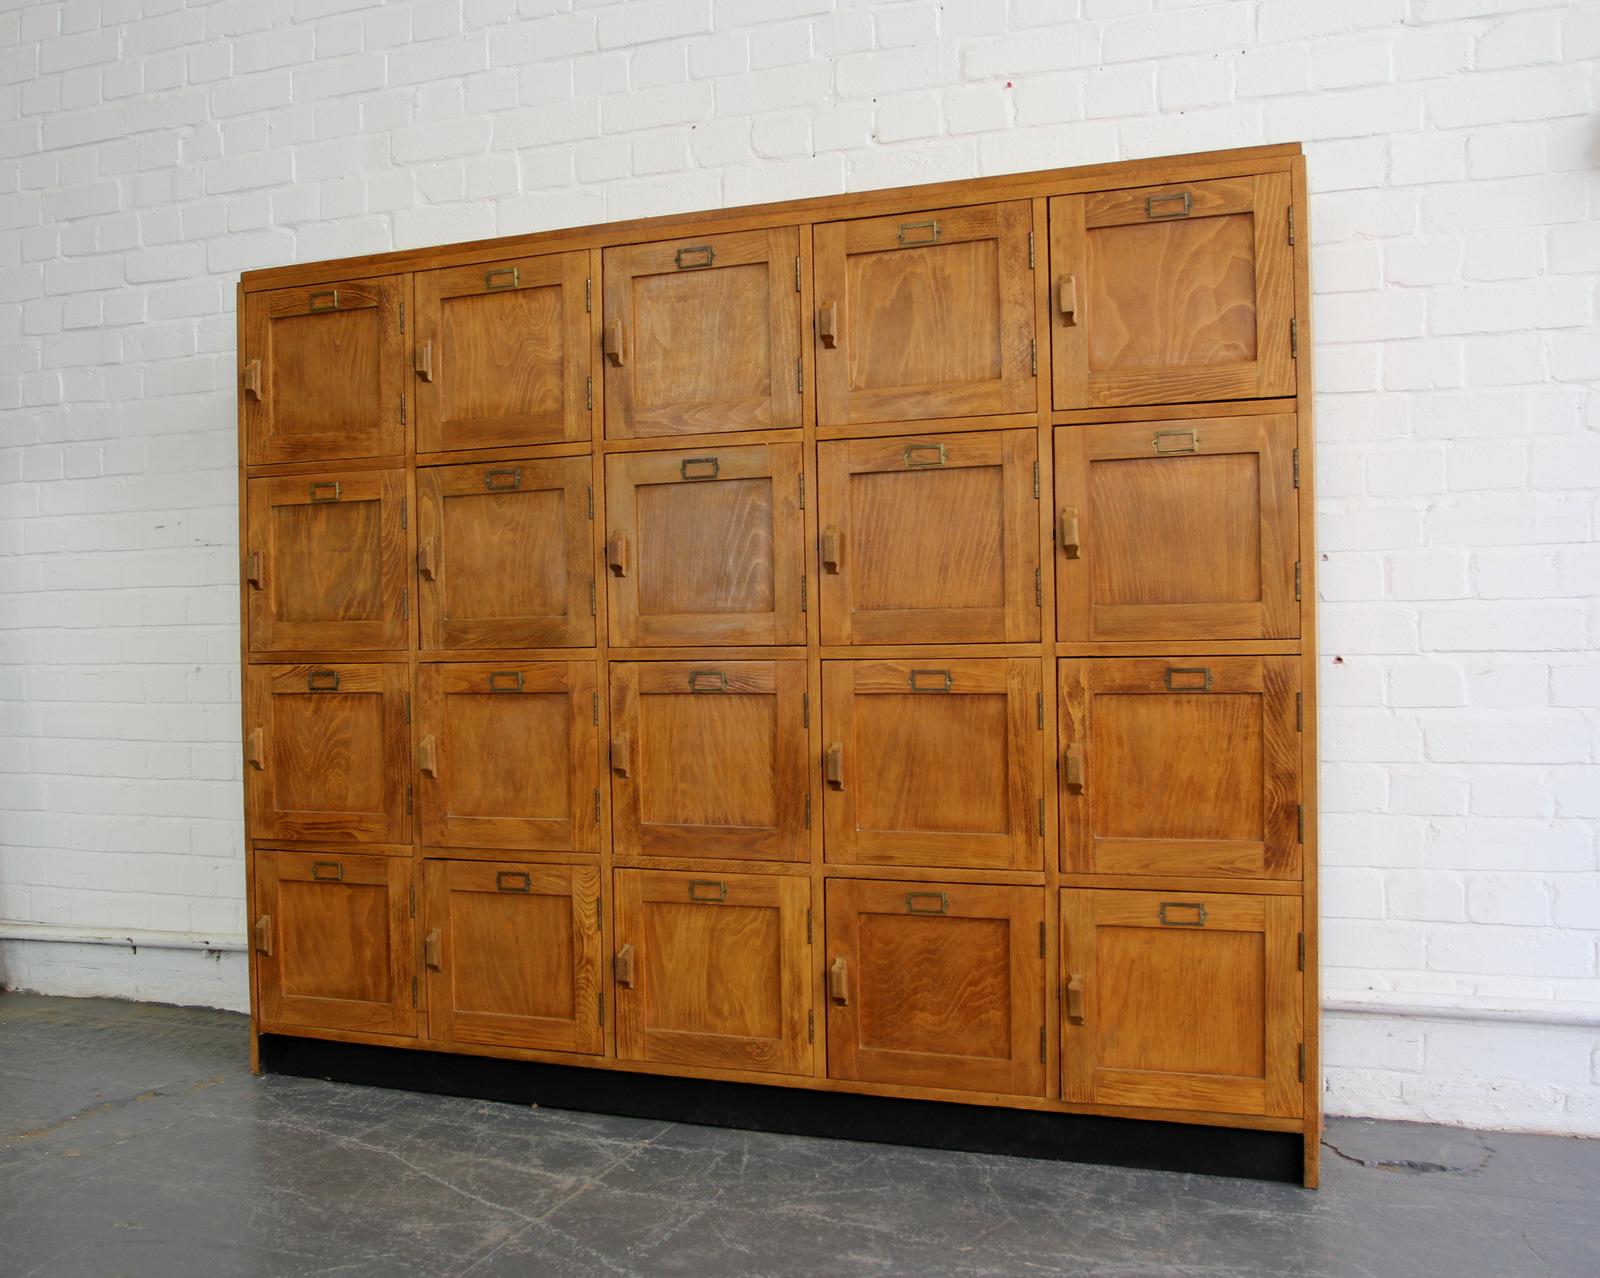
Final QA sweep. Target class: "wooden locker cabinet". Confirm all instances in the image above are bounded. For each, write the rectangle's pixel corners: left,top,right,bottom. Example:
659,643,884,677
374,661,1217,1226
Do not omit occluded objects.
1062,889,1303,1118
243,277,405,466
423,860,603,1054
253,849,415,1036
1050,175,1294,409
244,663,409,844
413,251,591,453
416,457,595,650
1054,416,1299,643
246,470,409,653
1059,657,1301,880
817,429,1039,645
823,659,1042,871
814,201,1036,426
614,869,813,1076
826,879,1045,1095
610,661,808,862
416,662,600,853
605,442,805,647
602,228,804,439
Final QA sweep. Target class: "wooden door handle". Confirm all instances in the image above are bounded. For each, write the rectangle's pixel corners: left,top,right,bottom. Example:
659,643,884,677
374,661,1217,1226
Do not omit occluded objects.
614,942,635,988
254,914,272,956
418,734,438,778
1064,745,1084,793
610,734,631,777
242,358,262,399
1058,274,1077,325
245,551,263,589
817,301,838,348
604,319,626,366
824,742,844,790
606,531,629,578
245,727,264,770
820,526,842,574
1066,972,1085,1024
424,927,442,970
1059,507,1080,558
829,955,849,1004
414,340,434,382
418,538,437,580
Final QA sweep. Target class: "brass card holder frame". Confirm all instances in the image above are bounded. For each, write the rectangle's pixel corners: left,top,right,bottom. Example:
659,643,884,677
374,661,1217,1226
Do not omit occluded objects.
680,456,720,481
902,441,947,468
688,670,727,694
1146,191,1192,219
495,871,532,893
674,244,715,270
897,220,940,246
306,670,340,692
487,670,524,693
484,267,520,290
908,668,953,693
687,879,728,903
905,891,950,915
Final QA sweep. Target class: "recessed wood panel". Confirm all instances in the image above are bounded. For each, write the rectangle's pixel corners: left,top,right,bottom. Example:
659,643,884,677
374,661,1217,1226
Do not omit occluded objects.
243,277,405,465
1059,657,1301,880
603,227,803,438
245,664,409,844
614,869,812,1075
826,879,1044,1095
818,429,1039,645
1054,416,1298,642
823,659,1042,871
1051,175,1294,408
423,860,602,1053
414,252,591,452
1062,888,1302,1116
417,457,595,649
246,471,409,653
605,443,804,646
611,661,808,862
814,201,1036,426
254,849,415,1036
417,661,599,852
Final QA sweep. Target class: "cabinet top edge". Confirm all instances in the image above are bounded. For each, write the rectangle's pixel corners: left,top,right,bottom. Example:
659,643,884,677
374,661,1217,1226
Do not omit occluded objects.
240,143,1304,294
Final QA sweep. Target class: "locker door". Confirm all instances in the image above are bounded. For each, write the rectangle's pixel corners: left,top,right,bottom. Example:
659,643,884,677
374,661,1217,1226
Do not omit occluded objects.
602,227,803,438
242,277,405,465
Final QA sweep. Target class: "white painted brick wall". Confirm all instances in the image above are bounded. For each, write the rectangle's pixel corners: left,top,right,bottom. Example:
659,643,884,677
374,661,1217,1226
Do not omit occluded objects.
0,0,1596,1130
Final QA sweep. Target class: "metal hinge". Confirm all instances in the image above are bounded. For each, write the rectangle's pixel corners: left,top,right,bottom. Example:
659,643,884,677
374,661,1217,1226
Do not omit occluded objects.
796,356,803,394
1030,338,1038,376
399,391,406,424
1298,1042,1306,1082
800,574,807,612
1294,560,1302,601
1028,230,1036,269
399,300,405,334
798,472,805,510
1037,691,1044,730
584,277,592,312
412,975,418,1007
1032,459,1039,499
586,485,594,519
802,692,810,728
804,792,812,829
1039,1027,1047,1063
401,587,409,619
1297,932,1305,972
409,883,415,918
1296,691,1303,732
1038,921,1046,958
592,691,599,725
586,375,592,412
404,692,412,724
1292,447,1300,489
1035,567,1042,606
400,496,408,529
594,788,602,822
1297,803,1305,844
806,908,813,944
406,783,413,814
589,580,596,616
1290,317,1298,358
794,255,802,293
808,1009,815,1043
1287,206,1296,247
598,990,604,1026
1038,798,1045,838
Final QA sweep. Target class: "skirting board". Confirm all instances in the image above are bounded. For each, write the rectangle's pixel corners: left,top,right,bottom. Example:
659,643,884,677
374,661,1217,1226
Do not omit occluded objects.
259,1033,1305,1184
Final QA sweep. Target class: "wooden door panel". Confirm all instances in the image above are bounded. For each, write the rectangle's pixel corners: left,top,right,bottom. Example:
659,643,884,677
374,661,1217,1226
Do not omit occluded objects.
1062,889,1301,1116
1059,657,1300,880
1054,416,1298,643
417,662,599,852
826,879,1044,1095
823,659,1042,871
605,443,804,646
1051,174,1294,408
423,860,603,1053
817,429,1039,644
603,227,803,438
611,661,808,861
815,201,1036,426
614,869,812,1075
417,458,595,650
414,252,591,453
254,850,415,1035
243,277,405,465
245,664,409,844
246,471,409,653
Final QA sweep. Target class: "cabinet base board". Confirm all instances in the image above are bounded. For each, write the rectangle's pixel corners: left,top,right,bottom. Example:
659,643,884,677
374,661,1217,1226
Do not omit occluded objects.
259,1034,1304,1184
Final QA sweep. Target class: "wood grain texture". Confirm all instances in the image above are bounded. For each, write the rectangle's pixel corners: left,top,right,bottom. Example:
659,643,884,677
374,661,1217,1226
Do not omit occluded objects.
614,868,812,1075
424,859,603,1054
817,429,1039,645
826,878,1044,1095
243,277,405,465
610,661,807,861
254,849,415,1036
603,227,803,438
417,661,599,852
815,202,1035,426
417,456,595,649
414,251,591,452
1059,657,1300,880
1054,415,1298,642
1062,888,1301,1117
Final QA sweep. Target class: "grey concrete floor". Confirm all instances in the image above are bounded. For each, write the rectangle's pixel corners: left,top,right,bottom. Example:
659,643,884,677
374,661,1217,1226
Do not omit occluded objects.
0,991,1595,1278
